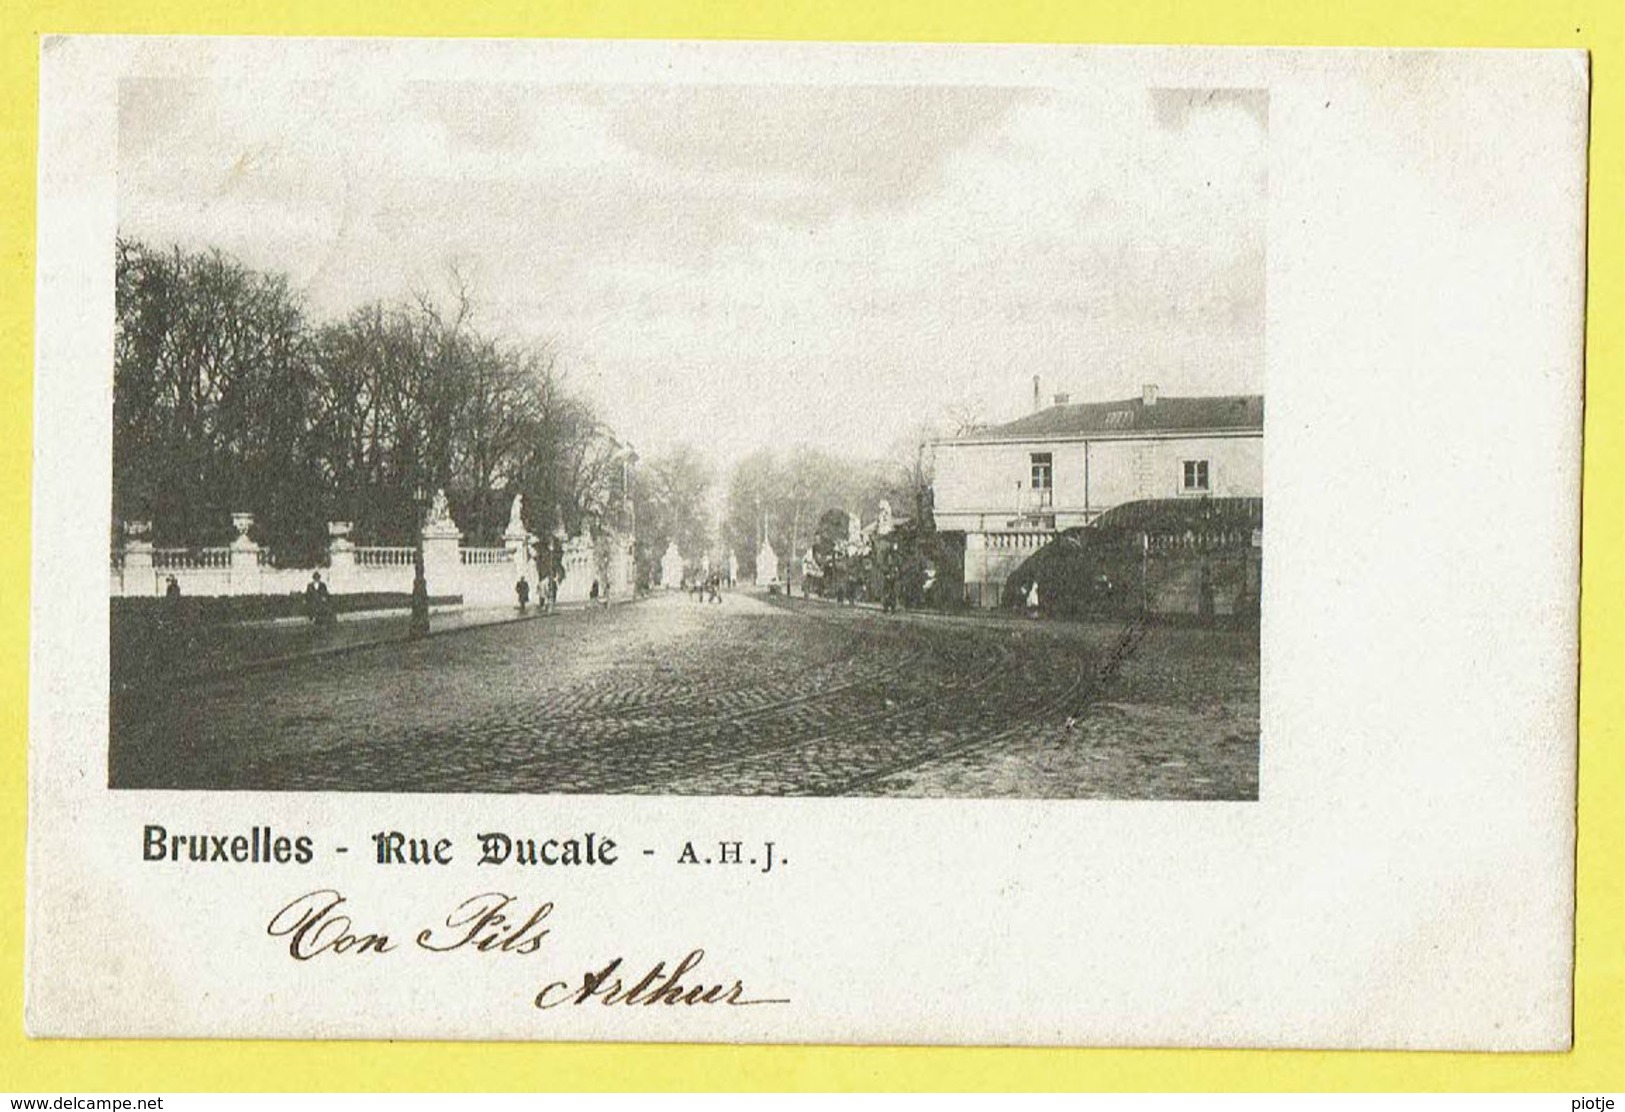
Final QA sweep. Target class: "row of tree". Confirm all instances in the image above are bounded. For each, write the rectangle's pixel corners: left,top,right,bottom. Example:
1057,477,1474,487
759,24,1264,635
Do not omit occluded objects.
721,445,932,583
114,240,627,564
114,240,938,581
624,442,934,589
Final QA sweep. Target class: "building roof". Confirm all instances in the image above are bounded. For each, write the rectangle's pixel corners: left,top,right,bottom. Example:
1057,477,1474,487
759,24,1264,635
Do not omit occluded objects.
949,393,1264,442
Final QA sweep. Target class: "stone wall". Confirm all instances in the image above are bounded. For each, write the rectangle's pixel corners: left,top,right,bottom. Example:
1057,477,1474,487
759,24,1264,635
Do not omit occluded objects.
111,496,633,608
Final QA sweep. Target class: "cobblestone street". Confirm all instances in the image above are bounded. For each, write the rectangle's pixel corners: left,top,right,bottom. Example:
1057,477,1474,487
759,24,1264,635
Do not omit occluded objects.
111,591,1259,798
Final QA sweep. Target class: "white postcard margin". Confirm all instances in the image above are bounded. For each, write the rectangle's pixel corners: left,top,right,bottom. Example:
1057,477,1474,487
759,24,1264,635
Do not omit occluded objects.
26,39,1587,1048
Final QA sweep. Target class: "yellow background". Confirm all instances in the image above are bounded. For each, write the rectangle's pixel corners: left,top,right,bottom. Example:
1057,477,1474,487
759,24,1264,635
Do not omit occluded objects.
1,0,1619,1093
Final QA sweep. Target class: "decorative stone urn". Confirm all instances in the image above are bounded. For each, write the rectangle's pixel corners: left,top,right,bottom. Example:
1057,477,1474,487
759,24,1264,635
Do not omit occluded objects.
229,512,259,553
327,521,356,567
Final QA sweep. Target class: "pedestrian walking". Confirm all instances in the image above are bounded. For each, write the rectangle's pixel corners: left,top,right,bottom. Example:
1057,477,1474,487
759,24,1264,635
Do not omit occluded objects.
305,571,334,626
304,572,324,624
161,575,182,634
515,576,530,613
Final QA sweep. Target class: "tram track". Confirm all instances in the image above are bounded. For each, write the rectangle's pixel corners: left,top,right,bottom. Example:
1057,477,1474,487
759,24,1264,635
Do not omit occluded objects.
236,603,943,791
815,617,1146,796
580,625,1022,795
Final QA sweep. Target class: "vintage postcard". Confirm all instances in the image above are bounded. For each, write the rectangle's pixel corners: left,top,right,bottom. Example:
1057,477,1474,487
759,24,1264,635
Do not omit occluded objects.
27,37,1586,1047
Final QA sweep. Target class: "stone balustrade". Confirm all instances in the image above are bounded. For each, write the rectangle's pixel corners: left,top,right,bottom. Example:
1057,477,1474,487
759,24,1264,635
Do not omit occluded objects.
353,547,416,567
110,495,636,607
459,547,513,566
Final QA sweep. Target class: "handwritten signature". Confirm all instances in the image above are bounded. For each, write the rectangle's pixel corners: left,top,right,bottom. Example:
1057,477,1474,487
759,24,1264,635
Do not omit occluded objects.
266,889,789,1009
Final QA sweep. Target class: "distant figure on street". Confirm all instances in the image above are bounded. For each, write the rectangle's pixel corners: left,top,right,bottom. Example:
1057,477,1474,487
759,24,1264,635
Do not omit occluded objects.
304,572,329,624
1025,579,1040,617
515,576,530,613
706,572,722,604
545,574,558,613
161,576,182,630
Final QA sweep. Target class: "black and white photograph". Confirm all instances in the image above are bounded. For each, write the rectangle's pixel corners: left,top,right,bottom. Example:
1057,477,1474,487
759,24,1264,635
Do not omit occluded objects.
107,75,1266,798
26,38,1585,1048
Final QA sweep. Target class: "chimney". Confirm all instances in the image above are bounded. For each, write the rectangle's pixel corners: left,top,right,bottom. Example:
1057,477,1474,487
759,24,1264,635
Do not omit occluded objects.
1032,375,1041,413
1142,384,1159,407
1053,392,1070,406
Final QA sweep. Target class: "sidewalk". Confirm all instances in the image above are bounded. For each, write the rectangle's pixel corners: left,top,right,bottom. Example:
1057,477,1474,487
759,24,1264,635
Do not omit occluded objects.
768,589,1059,631
117,602,590,686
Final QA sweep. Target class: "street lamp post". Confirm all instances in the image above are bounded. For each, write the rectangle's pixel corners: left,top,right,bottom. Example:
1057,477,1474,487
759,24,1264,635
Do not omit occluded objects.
409,484,430,638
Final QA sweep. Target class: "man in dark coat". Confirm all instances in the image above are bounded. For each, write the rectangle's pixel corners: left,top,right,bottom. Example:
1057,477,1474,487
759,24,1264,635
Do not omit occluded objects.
304,572,323,624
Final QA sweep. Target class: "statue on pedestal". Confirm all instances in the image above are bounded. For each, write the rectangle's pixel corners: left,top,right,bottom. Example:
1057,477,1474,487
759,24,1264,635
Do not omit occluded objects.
660,541,685,589
423,489,460,539
504,494,527,539
756,539,780,586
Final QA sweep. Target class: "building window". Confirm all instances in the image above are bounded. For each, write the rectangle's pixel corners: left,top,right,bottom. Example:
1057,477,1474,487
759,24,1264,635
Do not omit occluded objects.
1182,459,1210,494
1030,452,1053,507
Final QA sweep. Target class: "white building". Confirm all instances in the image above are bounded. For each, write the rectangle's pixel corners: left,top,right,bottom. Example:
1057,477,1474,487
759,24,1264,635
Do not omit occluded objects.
932,386,1263,606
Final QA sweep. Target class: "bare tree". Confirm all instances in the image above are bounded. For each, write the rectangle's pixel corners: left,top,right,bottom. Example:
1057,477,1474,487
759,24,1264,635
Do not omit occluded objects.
115,239,620,558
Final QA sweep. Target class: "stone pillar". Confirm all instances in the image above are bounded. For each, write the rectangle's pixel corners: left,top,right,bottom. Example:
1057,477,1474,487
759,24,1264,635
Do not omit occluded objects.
964,531,989,608
228,512,263,597
327,521,356,594
122,521,154,597
421,490,463,603
756,539,780,586
557,533,593,603
1244,527,1264,622
502,495,533,596
661,541,684,588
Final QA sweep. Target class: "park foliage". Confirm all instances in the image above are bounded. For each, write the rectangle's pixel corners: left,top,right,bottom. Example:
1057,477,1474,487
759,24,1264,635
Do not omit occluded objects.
113,240,936,582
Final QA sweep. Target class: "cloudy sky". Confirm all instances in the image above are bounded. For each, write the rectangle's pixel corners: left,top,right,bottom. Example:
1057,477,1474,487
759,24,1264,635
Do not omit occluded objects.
119,78,1266,465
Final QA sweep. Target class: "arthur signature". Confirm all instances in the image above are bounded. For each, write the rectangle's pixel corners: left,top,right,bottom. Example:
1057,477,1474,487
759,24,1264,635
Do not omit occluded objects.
266,889,789,1009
